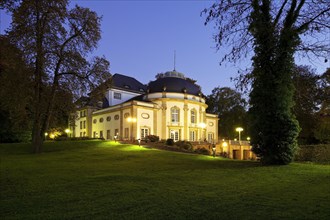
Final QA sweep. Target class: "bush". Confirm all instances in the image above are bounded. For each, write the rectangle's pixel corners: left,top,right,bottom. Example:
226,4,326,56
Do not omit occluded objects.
194,147,210,155
175,141,193,151
295,144,330,164
166,138,174,146
146,135,159,142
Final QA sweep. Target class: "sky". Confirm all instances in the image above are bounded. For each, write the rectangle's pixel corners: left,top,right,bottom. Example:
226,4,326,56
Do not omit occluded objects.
1,0,329,95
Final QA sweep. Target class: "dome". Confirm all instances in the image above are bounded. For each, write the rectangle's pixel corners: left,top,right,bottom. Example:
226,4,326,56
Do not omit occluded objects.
147,71,202,96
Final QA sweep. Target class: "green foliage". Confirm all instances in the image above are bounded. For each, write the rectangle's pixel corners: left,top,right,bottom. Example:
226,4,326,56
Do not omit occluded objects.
206,87,248,139
295,145,330,164
175,141,193,151
293,66,323,144
165,138,174,146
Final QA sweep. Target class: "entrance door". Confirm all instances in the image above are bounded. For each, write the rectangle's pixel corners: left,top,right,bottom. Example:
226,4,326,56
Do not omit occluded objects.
170,130,179,141
233,150,240,159
243,150,250,160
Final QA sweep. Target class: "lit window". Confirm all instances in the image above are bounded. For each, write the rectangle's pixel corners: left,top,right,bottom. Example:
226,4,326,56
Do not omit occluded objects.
114,92,121,100
170,130,179,141
189,131,196,141
141,128,149,139
171,107,179,123
191,110,196,124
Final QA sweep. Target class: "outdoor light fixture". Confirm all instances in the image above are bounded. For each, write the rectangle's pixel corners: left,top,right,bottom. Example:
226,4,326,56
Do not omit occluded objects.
199,122,206,129
127,117,137,123
138,139,141,146
65,129,70,134
235,127,243,143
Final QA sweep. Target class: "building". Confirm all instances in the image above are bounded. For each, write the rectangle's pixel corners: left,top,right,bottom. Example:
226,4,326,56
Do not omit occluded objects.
70,70,218,143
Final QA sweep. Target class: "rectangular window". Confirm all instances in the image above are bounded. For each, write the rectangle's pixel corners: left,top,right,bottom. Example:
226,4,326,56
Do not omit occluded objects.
80,132,82,137
100,130,103,138
83,132,86,137
208,133,214,143
114,129,119,138
80,111,82,117
83,121,86,129
141,128,149,139
124,128,129,139
171,108,179,123
114,92,121,100
107,130,111,139
93,131,97,138
80,121,82,129
189,131,195,141
191,111,196,124
170,130,179,141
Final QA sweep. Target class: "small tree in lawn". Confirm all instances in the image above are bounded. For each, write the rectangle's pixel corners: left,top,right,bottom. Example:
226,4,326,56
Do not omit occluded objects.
2,0,111,153
203,0,330,164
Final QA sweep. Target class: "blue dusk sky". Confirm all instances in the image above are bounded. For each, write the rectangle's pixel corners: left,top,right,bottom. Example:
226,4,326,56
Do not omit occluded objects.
1,0,328,95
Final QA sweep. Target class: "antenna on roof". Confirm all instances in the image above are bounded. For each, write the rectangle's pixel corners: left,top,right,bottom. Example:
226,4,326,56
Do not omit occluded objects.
173,50,176,71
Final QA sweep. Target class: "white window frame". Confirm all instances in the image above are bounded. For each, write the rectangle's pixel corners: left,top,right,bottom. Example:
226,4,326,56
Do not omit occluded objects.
141,128,149,139
171,107,179,123
170,130,179,141
114,92,121,100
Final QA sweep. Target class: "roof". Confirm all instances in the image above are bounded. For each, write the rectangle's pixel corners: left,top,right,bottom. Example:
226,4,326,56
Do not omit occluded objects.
112,73,147,93
147,72,202,96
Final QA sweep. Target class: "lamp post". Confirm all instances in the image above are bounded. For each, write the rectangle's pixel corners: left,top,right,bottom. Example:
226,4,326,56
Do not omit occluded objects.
235,127,243,144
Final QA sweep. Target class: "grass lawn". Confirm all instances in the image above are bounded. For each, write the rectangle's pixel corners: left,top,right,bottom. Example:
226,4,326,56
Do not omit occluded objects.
1,140,329,219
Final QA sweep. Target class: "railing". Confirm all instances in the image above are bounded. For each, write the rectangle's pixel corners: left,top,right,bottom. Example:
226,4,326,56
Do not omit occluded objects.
167,122,184,127
229,140,250,146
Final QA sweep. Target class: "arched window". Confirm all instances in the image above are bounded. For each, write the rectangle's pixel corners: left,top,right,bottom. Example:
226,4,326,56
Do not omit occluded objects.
171,107,180,123
191,109,196,124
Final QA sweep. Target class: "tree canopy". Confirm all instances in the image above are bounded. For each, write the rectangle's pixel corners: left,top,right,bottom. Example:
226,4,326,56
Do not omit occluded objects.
1,0,111,152
206,87,248,140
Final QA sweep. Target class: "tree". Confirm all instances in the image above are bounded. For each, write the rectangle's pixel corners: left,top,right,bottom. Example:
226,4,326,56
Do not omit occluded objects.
2,0,110,152
0,36,33,142
293,65,322,144
204,1,330,165
206,87,248,140
314,68,330,143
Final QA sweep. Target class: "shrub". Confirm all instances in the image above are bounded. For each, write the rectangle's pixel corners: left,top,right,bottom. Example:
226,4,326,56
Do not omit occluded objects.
166,138,174,146
146,135,159,142
295,144,330,164
194,147,210,155
175,141,193,151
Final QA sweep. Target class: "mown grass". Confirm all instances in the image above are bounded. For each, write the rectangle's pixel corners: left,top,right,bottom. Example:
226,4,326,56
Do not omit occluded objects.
1,140,329,219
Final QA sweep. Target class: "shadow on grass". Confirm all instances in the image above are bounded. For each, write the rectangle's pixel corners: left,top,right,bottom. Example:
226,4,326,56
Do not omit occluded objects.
0,140,104,155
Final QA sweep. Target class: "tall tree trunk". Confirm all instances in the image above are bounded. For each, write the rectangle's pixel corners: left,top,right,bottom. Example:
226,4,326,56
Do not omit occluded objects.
32,0,44,153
